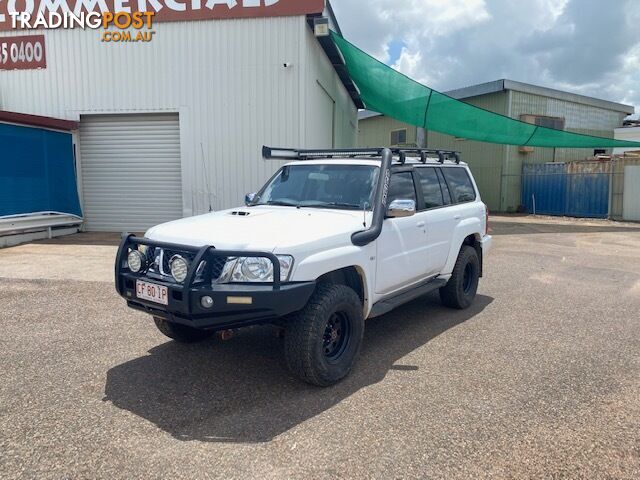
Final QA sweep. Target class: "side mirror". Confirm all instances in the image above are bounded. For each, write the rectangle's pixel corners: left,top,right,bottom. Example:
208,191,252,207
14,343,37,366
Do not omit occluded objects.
245,193,257,206
387,199,416,218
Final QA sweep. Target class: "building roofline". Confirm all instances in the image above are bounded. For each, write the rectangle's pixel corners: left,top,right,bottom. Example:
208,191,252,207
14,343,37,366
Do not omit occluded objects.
358,109,382,120
445,79,635,114
0,110,78,131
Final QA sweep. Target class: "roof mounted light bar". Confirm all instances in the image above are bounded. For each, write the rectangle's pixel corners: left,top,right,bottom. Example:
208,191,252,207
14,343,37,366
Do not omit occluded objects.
262,146,385,160
262,146,461,163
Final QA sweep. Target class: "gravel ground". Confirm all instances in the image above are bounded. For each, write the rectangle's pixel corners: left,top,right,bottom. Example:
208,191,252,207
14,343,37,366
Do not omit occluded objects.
1,215,639,479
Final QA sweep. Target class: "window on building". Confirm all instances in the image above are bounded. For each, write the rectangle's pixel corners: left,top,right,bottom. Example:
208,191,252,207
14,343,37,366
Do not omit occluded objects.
390,129,407,146
415,167,445,209
594,149,606,155
520,114,565,131
441,168,476,204
388,172,417,204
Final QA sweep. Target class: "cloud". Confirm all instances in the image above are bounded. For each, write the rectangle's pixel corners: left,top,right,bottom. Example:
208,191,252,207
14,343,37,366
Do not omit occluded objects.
331,0,639,117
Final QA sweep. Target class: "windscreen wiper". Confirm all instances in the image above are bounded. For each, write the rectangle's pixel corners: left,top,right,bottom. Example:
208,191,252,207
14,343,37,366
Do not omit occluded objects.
265,200,301,207
306,202,362,210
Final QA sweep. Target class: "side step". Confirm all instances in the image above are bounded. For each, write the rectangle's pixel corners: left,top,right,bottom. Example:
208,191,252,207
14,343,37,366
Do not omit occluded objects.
369,278,447,318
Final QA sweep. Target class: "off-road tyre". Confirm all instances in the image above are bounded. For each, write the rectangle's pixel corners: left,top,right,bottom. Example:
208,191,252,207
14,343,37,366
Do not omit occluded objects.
284,284,364,387
153,317,215,343
439,245,480,309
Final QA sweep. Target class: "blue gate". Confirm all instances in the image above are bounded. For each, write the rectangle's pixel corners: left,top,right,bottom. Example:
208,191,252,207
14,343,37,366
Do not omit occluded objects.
521,162,610,218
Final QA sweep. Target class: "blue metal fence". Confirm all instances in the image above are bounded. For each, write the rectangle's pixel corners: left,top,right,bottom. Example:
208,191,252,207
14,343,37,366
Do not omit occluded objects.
521,162,610,218
0,122,82,218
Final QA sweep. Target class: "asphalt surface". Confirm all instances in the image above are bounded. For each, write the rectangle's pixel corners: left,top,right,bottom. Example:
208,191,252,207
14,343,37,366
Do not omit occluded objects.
1,215,639,479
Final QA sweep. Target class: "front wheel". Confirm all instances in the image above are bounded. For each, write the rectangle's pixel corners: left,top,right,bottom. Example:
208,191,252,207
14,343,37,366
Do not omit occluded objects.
153,317,215,343
284,284,364,387
440,245,480,309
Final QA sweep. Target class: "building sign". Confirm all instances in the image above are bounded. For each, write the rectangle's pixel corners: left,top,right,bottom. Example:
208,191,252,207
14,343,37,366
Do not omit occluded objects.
0,0,326,31
0,34,45,69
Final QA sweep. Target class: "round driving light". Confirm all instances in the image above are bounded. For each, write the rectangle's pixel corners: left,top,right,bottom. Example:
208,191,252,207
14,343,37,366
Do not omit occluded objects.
127,250,145,273
169,255,189,283
201,296,214,309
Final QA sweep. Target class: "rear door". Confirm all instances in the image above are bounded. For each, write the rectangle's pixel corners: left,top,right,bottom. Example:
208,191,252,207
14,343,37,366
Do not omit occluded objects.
375,170,428,294
414,166,455,275
438,166,480,262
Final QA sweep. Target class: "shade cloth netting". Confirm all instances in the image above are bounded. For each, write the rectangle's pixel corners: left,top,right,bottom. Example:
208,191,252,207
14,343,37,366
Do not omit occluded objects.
331,32,640,149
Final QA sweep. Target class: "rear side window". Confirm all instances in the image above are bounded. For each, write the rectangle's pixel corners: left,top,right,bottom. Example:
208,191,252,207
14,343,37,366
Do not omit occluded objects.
442,168,476,203
415,168,444,209
436,169,452,205
388,172,417,204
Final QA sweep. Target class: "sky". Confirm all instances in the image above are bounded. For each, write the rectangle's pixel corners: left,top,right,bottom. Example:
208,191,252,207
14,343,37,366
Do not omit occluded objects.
331,0,640,118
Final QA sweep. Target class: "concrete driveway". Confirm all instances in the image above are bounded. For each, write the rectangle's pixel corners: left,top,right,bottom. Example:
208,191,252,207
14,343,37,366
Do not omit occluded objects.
1,216,639,479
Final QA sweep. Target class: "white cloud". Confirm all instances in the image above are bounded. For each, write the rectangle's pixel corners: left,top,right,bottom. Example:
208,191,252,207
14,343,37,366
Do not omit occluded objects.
331,0,639,117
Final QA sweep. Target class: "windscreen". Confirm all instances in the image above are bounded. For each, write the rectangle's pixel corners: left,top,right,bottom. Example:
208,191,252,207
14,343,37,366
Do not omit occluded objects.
253,164,379,210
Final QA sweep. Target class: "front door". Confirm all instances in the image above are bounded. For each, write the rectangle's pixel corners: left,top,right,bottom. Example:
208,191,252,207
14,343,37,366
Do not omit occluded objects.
375,171,428,294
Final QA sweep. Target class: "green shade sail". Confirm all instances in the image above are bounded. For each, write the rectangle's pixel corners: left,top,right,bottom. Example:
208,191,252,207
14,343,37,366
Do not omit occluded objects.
331,32,640,149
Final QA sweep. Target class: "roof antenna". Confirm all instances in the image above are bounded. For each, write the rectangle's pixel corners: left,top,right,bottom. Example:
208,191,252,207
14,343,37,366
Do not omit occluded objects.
201,143,213,212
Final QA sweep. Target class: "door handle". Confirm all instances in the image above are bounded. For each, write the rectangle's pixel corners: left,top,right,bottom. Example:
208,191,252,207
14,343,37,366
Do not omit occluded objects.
416,221,425,228
454,215,461,220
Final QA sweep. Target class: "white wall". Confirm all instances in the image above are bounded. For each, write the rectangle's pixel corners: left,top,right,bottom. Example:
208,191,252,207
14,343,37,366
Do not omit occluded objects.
302,27,357,149
0,17,357,217
614,127,640,155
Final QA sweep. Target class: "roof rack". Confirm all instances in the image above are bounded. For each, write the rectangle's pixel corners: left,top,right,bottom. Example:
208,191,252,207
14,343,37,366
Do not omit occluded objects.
262,146,461,164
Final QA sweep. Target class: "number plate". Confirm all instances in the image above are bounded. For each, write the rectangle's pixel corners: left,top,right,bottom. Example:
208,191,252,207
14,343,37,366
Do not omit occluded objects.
136,280,169,306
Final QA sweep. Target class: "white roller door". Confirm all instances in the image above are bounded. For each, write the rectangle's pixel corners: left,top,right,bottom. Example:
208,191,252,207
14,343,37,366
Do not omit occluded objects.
79,113,183,232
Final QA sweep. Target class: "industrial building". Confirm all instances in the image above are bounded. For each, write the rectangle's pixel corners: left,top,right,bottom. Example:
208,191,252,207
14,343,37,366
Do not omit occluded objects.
0,0,361,235
614,122,640,156
358,79,635,213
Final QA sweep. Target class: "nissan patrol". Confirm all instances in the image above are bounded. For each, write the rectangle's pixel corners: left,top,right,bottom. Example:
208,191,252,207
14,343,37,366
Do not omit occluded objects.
115,147,492,386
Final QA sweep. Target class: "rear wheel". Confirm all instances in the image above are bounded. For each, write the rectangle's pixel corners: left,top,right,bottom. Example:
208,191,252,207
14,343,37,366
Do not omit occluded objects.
284,284,364,387
153,317,214,343
440,245,480,309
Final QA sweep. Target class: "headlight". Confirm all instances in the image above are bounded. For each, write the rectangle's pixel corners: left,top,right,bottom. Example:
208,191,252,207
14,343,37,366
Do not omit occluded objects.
240,257,273,281
127,250,145,273
169,255,189,283
220,255,293,283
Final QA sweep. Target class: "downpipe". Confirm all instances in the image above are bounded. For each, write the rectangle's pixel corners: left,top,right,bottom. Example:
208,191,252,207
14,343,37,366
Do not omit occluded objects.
351,148,392,247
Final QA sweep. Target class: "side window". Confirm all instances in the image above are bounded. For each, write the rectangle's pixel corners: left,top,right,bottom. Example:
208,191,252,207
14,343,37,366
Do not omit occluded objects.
442,168,476,204
436,169,452,205
416,168,444,209
387,172,417,205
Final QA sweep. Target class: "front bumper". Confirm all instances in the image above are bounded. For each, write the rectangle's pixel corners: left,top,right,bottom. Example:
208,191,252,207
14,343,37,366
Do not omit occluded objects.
480,234,492,254
115,235,316,330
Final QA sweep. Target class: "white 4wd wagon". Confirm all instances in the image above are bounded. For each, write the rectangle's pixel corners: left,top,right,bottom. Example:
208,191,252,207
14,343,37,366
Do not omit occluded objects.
116,147,492,386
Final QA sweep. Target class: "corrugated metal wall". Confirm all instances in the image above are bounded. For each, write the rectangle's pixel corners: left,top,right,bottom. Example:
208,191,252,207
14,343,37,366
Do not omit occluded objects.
521,163,566,216
521,162,611,218
0,17,356,220
564,161,611,218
